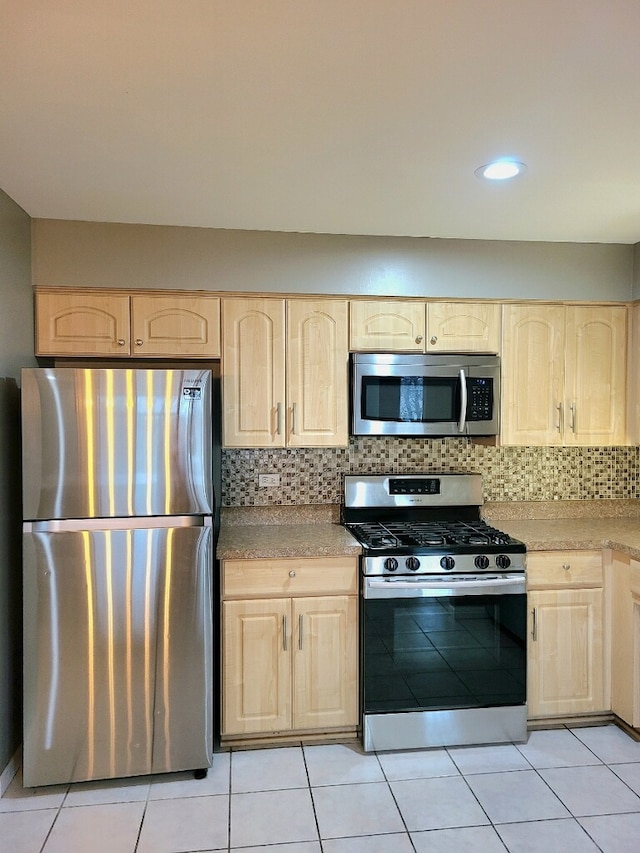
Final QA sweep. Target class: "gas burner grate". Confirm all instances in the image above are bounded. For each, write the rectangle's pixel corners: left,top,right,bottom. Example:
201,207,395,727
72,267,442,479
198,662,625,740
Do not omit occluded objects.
347,519,520,551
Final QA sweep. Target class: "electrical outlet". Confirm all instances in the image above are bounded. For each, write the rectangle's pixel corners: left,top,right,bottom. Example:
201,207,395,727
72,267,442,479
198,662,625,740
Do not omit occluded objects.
258,473,280,487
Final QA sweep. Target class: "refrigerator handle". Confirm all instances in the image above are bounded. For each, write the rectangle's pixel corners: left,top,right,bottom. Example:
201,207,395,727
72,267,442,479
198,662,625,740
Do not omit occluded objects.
24,515,211,533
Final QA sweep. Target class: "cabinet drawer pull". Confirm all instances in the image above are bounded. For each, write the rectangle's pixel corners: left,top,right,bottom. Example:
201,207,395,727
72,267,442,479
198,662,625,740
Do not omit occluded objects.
289,570,296,578
531,607,538,641
562,563,571,571
298,614,304,650
283,615,288,651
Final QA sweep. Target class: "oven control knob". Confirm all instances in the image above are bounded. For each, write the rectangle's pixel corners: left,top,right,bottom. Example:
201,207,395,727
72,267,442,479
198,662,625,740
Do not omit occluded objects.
384,557,399,572
496,554,512,569
474,555,490,570
440,555,455,571
406,556,420,571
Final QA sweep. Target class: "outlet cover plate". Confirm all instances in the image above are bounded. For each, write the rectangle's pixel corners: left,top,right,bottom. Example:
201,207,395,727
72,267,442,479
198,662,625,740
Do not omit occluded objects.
258,473,280,487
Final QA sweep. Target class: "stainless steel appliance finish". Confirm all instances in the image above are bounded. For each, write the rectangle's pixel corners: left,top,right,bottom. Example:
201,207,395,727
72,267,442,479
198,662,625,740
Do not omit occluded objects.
22,367,216,787
22,367,212,521
351,353,500,437
343,473,527,753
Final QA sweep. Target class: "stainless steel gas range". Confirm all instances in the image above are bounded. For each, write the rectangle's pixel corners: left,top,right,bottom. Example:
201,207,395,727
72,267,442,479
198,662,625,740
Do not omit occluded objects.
342,473,528,752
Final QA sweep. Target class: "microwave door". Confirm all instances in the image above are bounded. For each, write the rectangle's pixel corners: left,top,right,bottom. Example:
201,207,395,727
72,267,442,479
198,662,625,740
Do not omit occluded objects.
357,370,462,436
350,353,501,437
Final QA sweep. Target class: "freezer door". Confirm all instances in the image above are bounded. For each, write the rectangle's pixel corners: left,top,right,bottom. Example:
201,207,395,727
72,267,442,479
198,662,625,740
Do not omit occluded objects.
23,523,213,787
22,367,213,520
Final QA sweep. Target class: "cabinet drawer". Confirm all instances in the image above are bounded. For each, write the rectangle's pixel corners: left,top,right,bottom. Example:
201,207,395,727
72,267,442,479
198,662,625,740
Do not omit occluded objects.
527,550,603,589
222,557,358,598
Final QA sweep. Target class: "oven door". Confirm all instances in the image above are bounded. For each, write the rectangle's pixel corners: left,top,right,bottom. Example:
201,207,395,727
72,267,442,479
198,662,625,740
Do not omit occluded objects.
361,573,527,751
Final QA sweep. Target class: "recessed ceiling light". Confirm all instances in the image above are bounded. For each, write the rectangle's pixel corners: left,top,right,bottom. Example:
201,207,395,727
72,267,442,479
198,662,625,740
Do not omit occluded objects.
475,159,527,180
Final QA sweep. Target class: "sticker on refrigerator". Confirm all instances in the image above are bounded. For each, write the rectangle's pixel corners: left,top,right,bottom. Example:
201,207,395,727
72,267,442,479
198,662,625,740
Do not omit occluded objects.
182,386,202,400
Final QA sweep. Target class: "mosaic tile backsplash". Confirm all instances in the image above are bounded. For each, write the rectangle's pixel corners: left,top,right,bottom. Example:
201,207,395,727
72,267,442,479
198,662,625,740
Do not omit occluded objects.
221,438,640,506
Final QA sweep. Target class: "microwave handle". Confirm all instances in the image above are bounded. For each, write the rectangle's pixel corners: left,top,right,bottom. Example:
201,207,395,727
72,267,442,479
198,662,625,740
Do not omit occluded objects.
457,368,467,433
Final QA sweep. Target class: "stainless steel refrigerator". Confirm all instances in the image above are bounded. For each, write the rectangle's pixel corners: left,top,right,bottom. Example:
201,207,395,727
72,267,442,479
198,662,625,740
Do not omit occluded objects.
21,367,216,787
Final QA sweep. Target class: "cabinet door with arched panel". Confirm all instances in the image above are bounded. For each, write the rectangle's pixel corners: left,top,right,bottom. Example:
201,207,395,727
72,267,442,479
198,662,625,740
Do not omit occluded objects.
131,294,220,357
36,290,131,356
349,300,426,351
426,302,500,352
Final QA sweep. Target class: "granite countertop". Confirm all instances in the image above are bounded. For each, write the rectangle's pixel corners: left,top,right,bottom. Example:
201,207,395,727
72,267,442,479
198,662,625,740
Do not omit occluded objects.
492,518,640,560
483,500,640,559
216,500,640,562
216,522,361,560
216,505,362,560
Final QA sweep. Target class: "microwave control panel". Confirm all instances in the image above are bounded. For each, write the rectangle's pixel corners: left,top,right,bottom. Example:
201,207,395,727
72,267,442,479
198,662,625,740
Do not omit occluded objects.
467,378,493,421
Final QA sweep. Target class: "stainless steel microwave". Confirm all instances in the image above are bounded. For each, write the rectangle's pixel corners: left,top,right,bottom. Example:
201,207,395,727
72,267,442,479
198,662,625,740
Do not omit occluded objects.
351,353,500,437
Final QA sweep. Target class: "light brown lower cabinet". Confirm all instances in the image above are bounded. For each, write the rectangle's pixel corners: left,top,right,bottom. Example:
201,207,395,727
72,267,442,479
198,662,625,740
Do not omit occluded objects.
221,558,358,740
527,550,605,718
609,551,640,728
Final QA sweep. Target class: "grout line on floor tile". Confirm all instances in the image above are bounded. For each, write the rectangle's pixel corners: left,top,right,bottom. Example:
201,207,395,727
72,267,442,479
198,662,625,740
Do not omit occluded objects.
7,729,640,852
301,743,328,851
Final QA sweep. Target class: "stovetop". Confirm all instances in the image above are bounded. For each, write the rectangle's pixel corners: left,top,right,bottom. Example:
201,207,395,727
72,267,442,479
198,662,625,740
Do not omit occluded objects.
342,472,526,576
345,519,524,554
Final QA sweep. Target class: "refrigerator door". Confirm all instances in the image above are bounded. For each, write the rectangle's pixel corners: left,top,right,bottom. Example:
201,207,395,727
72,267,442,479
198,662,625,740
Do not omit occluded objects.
23,521,213,787
22,367,213,520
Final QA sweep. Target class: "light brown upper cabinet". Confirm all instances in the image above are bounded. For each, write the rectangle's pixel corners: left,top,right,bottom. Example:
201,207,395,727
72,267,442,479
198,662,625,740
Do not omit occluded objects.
501,304,627,446
222,297,349,448
129,294,220,357
349,300,501,353
426,302,501,352
628,301,640,445
349,300,425,351
36,290,130,356
35,289,221,358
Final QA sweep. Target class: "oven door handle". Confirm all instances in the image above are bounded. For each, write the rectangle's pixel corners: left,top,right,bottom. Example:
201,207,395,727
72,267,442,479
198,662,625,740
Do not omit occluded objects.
457,368,467,433
364,574,525,598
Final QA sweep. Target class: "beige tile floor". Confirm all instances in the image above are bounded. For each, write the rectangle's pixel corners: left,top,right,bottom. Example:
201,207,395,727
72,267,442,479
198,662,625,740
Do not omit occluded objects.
2,724,640,852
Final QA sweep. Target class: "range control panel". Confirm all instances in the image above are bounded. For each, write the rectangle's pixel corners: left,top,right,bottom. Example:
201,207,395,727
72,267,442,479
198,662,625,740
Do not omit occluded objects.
343,473,484,510
388,478,441,495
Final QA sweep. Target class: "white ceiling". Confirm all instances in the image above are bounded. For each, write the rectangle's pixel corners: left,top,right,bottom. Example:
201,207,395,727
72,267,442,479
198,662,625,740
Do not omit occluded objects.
3,1,640,244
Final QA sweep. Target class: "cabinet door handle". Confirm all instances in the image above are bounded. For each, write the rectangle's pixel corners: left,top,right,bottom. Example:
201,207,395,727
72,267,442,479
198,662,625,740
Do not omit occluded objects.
291,402,297,435
135,338,143,347
570,402,576,433
429,335,436,345
556,402,563,433
117,338,126,347
531,607,538,641
276,402,282,435
298,614,304,650
283,615,288,651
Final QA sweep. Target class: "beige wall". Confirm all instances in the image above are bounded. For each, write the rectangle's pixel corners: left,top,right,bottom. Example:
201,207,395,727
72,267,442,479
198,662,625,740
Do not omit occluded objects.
33,218,634,301
0,189,34,776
